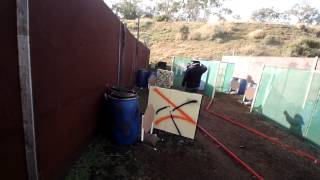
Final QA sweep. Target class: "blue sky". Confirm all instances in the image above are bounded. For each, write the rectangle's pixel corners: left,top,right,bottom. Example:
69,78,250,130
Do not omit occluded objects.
104,0,320,20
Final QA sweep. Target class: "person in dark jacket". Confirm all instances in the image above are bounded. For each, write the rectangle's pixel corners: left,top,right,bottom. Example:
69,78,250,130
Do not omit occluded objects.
182,61,207,93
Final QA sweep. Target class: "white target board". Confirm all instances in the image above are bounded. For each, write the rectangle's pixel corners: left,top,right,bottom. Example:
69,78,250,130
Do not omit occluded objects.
148,86,202,139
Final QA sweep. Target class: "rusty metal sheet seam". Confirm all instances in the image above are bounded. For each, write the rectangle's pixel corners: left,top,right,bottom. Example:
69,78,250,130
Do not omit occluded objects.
17,0,39,179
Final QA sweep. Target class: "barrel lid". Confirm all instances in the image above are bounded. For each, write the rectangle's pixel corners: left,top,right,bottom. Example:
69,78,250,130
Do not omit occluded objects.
110,86,136,94
137,69,150,73
109,91,137,99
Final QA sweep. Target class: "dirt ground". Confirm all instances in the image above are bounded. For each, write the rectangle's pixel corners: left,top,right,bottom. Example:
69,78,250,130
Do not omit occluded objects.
65,91,320,180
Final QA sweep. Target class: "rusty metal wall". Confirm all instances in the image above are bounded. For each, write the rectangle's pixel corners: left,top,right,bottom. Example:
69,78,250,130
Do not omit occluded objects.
1,0,150,179
29,0,120,179
0,1,28,179
119,27,150,88
142,45,151,69
136,42,150,69
120,28,137,87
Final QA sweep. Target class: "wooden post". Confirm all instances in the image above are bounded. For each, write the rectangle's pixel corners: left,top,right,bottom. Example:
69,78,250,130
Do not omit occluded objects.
137,17,140,41
250,65,265,113
16,0,39,179
211,61,221,99
302,57,319,108
313,56,319,70
171,56,175,72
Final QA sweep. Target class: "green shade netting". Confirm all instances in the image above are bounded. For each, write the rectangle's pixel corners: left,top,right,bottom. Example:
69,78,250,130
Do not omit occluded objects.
215,63,235,92
253,66,320,145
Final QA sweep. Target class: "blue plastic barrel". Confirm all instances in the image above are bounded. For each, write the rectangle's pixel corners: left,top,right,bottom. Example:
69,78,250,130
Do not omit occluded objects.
150,71,157,77
136,69,151,88
108,91,141,145
238,79,248,95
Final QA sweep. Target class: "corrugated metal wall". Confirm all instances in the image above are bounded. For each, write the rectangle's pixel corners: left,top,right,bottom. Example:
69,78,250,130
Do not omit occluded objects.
120,28,138,87
2,0,150,179
29,0,122,179
136,41,150,70
0,1,28,179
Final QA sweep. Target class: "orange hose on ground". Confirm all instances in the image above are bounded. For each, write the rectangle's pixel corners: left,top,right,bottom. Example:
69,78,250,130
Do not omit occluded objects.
197,124,264,180
203,100,320,165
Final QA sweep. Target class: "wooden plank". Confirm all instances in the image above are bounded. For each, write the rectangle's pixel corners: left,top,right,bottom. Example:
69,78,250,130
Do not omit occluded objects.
250,65,265,113
16,0,39,179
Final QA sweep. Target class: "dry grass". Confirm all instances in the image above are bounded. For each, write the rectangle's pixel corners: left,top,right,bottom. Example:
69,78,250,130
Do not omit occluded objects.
125,19,320,63
190,24,215,40
295,23,308,32
248,29,266,39
263,35,281,45
189,22,235,41
311,26,320,37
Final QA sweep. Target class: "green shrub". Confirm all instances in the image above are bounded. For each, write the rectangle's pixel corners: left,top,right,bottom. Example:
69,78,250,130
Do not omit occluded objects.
310,27,320,37
140,20,153,29
211,26,229,40
295,23,308,32
316,30,320,38
290,39,320,57
264,35,281,45
300,39,320,49
154,15,170,22
179,25,190,41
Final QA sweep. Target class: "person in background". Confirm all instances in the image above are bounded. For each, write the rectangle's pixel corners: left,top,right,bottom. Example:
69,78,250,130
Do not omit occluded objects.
182,60,207,93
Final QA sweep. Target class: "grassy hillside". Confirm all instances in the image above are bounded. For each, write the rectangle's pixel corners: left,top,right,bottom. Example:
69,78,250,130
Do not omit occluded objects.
126,19,320,64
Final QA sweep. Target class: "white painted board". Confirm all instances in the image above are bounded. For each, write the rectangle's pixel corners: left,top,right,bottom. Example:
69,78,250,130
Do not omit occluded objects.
148,86,202,139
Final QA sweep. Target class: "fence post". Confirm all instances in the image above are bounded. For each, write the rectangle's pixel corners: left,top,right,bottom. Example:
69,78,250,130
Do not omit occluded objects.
302,57,319,108
171,56,175,72
250,65,265,113
313,56,319,71
137,17,140,42
16,0,39,179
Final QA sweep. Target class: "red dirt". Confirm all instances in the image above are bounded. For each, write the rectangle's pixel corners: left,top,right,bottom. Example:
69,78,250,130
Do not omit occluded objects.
199,93,320,179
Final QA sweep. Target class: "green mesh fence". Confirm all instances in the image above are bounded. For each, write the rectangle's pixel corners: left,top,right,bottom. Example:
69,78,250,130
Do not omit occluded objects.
172,57,192,89
172,57,219,97
252,66,320,146
216,63,235,92
204,61,220,97
223,63,235,92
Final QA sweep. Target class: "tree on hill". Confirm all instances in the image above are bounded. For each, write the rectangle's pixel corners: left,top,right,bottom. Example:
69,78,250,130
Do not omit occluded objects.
251,8,282,23
251,3,320,25
180,0,231,21
112,0,142,20
111,0,231,21
288,3,320,24
155,0,181,21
